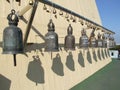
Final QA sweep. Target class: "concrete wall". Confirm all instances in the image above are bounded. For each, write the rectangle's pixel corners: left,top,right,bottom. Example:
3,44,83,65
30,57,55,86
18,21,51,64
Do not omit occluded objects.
0,0,111,90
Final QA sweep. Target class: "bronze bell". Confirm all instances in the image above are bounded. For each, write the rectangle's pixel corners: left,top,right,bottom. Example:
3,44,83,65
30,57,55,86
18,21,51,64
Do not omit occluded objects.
79,29,89,48
109,36,112,48
96,33,103,47
102,34,107,48
2,9,23,66
89,29,96,47
111,36,116,47
64,24,75,50
109,35,115,48
45,19,59,52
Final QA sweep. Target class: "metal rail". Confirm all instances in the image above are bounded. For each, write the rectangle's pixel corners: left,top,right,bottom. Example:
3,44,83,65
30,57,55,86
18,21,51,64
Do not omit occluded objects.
39,0,115,34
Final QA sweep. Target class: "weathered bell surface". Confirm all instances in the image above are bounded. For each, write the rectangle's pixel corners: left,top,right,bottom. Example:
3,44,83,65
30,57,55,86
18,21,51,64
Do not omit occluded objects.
89,29,96,47
102,34,106,48
109,35,115,48
2,9,23,54
64,24,75,50
111,37,116,47
2,9,23,66
109,36,112,48
45,19,59,52
96,33,103,47
79,29,89,48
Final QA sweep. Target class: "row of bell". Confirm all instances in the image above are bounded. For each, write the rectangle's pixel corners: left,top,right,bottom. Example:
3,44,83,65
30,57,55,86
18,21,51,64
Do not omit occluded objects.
2,10,115,55
44,19,76,51
44,19,115,51
2,17,115,55
2,10,115,66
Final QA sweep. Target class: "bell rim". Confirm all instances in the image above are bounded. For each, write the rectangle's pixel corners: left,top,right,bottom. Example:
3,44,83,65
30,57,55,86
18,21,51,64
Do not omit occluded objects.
2,51,24,54
44,49,59,52
64,48,75,51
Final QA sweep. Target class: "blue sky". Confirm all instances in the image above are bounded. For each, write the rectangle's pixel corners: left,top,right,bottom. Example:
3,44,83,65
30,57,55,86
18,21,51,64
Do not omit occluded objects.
96,0,120,44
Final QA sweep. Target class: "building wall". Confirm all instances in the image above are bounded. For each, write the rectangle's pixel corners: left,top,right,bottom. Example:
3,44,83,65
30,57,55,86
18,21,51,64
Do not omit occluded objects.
0,0,111,90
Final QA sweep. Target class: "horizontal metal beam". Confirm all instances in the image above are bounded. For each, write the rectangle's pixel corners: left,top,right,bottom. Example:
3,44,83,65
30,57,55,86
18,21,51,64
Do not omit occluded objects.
39,0,115,34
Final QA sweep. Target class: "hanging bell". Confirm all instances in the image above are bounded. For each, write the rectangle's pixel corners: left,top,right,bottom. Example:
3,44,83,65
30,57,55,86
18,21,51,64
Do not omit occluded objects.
79,29,89,48
2,9,23,66
109,35,112,48
45,19,59,52
89,28,96,47
111,36,116,47
102,34,107,48
64,24,75,50
96,33,103,47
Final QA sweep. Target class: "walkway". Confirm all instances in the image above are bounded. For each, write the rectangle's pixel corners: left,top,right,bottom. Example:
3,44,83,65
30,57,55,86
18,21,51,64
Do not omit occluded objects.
70,59,120,90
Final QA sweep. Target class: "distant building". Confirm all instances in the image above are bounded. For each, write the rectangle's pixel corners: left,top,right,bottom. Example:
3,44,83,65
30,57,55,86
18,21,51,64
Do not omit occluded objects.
109,50,118,59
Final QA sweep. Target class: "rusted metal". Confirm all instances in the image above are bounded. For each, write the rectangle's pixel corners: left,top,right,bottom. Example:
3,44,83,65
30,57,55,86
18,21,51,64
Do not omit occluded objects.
45,19,59,52
64,24,75,50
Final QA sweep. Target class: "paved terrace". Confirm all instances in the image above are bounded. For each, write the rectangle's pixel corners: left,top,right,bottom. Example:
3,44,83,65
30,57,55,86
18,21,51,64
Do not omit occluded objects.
70,59,120,90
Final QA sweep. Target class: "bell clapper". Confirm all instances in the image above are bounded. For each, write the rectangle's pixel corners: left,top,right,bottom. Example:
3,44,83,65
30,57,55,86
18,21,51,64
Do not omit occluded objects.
13,54,17,66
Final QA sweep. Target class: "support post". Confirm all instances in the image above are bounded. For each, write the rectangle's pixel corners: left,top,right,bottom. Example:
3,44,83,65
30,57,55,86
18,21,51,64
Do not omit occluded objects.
23,0,39,47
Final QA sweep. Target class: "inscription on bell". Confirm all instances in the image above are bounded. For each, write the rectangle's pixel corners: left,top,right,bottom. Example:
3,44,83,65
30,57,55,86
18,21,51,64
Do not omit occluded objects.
98,41,103,47
79,29,89,48
82,38,88,47
90,38,96,47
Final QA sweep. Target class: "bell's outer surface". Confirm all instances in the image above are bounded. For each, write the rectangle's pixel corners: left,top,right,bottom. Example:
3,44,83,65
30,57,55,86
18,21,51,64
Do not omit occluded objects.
96,39,103,47
103,39,107,48
90,37,97,47
3,25,23,54
79,35,89,48
64,35,75,50
45,31,59,52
